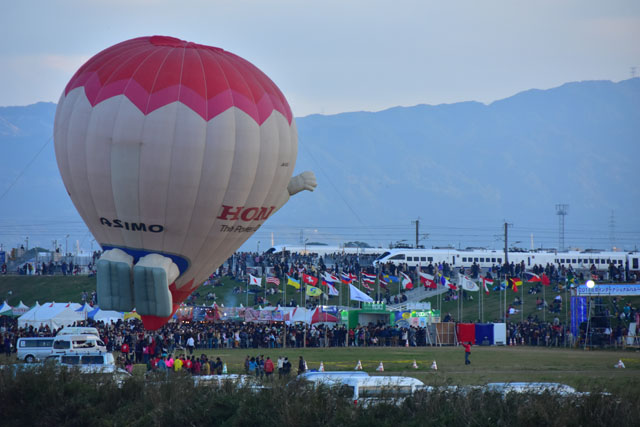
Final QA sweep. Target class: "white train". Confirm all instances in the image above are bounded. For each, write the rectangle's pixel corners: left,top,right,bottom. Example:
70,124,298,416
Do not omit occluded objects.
266,245,383,257
372,248,640,273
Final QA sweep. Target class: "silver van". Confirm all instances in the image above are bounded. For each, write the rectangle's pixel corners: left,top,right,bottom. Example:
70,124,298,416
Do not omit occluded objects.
56,327,100,337
45,352,115,366
51,334,107,355
17,337,55,363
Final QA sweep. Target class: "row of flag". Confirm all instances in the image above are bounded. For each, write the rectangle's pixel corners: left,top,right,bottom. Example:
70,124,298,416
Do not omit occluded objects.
249,269,556,298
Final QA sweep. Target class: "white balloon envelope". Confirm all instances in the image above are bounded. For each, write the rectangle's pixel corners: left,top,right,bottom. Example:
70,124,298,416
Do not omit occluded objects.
54,36,316,329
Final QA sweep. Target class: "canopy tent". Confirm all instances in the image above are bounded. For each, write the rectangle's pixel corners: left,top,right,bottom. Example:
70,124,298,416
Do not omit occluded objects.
18,302,86,329
91,308,124,324
310,307,339,324
75,303,93,315
124,311,141,322
283,307,308,323
0,301,13,316
11,301,30,316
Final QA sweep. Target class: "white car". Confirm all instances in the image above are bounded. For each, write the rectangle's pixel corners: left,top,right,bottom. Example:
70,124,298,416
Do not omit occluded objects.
485,382,584,396
304,374,424,407
44,352,115,366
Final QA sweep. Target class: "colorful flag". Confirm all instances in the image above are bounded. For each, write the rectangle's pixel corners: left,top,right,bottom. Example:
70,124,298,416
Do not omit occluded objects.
419,272,437,289
379,277,388,290
287,276,300,289
362,276,375,285
362,282,373,291
249,274,262,287
323,272,339,283
541,273,550,286
302,273,318,286
384,274,400,283
349,273,358,281
441,276,457,290
460,275,479,291
362,272,376,282
266,276,280,286
482,277,493,295
341,273,352,284
327,282,339,296
400,272,413,290
349,284,373,302
306,285,323,297
524,272,542,283
510,277,523,292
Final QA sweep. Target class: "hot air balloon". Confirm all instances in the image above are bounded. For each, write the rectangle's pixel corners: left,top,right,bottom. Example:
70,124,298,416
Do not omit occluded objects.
53,36,316,329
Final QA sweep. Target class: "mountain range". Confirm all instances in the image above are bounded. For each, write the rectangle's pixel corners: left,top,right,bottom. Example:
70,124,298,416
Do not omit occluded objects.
1,78,639,253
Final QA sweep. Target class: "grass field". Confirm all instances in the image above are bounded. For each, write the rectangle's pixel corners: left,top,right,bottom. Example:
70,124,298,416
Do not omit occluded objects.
123,345,640,392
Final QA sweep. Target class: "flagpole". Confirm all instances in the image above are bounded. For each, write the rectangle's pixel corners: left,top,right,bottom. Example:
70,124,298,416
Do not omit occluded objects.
543,282,546,322
478,279,481,322
504,275,508,323
283,274,287,307
246,276,249,307
521,277,524,323
339,271,342,308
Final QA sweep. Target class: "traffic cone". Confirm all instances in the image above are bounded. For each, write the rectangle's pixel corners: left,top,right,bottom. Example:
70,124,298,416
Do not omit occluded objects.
412,360,419,369
376,361,384,372
615,359,626,368
355,360,363,370
319,361,325,372
304,361,309,371
430,360,438,371
222,363,228,374
405,339,409,348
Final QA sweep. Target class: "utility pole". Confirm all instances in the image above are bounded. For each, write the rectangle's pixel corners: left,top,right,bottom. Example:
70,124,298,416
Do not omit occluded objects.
556,204,569,251
503,221,512,323
609,210,616,250
504,222,511,266
411,218,428,248
412,219,419,248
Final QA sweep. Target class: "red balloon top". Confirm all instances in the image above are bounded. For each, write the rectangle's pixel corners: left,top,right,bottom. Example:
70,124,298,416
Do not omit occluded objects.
65,36,293,125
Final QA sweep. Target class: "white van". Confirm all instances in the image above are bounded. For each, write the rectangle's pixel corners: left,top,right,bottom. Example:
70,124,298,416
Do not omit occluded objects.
298,371,370,382
56,327,100,337
305,374,424,406
45,352,115,366
17,337,56,363
51,334,107,355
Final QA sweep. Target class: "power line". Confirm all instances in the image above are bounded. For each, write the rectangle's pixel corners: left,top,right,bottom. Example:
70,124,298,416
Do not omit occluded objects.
0,135,53,203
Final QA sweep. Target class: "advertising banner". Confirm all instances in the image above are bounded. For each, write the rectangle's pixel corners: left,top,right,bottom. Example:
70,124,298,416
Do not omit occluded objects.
576,284,640,296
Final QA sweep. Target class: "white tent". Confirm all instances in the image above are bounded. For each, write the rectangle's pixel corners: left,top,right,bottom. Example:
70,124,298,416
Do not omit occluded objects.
92,309,124,324
18,302,86,329
11,301,30,316
0,301,12,316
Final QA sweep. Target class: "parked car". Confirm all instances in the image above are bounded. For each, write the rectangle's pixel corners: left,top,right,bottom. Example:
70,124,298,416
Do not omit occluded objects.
16,337,55,363
44,352,115,366
303,374,424,407
485,382,584,396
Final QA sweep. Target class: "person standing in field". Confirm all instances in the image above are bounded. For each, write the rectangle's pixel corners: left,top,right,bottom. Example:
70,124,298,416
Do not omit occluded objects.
463,342,471,365
264,356,274,380
298,356,306,375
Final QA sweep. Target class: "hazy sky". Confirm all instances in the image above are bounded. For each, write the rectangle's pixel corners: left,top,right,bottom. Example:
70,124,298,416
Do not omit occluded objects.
2,0,639,116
